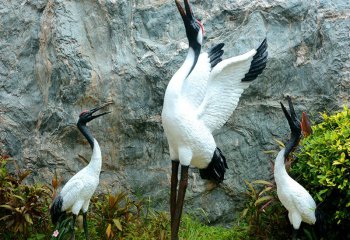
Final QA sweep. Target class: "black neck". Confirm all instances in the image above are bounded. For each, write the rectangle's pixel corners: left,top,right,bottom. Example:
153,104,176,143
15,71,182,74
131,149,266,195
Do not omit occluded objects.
187,43,201,77
284,131,301,159
77,123,94,149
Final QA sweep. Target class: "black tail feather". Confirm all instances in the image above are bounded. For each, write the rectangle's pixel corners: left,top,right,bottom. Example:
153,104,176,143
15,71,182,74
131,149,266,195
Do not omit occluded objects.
199,147,228,183
242,38,268,82
314,207,327,238
50,195,66,225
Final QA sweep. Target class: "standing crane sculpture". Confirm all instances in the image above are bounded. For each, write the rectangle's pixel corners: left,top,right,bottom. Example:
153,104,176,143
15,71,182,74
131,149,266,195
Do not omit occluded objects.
275,97,316,239
161,0,268,239
50,102,112,240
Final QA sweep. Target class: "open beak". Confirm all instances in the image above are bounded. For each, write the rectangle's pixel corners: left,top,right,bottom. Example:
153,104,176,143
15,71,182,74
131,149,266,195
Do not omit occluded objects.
89,101,113,120
301,112,312,137
280,97,302,158
280,96,300,136
175,0,195,23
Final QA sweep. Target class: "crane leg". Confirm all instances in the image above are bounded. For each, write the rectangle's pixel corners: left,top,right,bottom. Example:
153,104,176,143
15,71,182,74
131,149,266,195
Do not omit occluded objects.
170,160,179,226
83,212,89,240
292,228,298,240
171,165,189,240
70,214,76,240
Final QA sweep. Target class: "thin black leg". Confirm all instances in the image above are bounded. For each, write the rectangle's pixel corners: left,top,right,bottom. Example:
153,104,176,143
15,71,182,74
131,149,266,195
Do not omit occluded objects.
70,214,76,240
292,228,298,240
171,165,189,240
83,212,89,240
171,160,179,227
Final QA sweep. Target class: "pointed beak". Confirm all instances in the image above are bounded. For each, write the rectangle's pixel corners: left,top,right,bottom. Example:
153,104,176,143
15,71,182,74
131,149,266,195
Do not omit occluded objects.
301,112,312,137
175,0,195,22
89,101,113,119
280,96,301,134
280,96,302,158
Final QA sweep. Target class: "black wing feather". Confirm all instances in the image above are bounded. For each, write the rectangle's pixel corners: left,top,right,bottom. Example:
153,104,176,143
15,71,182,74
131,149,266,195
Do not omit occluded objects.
242,38,268,82
208,43,225,69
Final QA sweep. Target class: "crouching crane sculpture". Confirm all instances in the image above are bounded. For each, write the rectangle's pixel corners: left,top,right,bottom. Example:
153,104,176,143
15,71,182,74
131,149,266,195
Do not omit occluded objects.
275,97,316,239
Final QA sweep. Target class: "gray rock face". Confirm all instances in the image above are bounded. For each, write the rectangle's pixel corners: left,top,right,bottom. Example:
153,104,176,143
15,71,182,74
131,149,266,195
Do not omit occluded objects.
0,0,349,223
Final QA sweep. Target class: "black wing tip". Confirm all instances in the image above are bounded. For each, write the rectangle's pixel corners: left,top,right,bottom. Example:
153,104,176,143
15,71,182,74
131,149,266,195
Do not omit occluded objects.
208,43,225,55
256,38,267,53
211,57,222,68
242,38,268,82
208,43,225,69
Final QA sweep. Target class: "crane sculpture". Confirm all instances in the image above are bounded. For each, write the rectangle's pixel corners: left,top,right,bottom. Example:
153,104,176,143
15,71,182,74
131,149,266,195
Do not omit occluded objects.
50,102,112,240
275,97,316,239
161,0,268,239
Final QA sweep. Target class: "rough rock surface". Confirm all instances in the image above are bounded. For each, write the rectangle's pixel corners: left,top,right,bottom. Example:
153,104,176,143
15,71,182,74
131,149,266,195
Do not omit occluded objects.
0,0,349,223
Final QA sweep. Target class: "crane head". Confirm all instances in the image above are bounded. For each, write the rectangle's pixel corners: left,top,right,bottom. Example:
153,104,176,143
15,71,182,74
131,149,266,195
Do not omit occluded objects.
175,0,204,48
280,96,301,158
78,102,112,125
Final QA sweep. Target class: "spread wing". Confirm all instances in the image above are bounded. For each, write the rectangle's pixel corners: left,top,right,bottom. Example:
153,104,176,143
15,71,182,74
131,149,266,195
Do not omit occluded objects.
181,44,225,109
197,39,268,132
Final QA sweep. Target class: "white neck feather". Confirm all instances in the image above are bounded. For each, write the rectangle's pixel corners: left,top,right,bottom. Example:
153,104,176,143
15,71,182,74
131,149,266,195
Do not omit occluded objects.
274,149,289,181
197,29,203,45
165,48,195,98
86,138,102,176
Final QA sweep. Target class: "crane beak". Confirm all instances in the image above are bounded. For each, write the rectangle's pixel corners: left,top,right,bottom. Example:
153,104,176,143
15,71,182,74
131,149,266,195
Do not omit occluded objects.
89,101,113,120
280,97,301,136
301,112,312,137
280,97,302,158
175,0,195,22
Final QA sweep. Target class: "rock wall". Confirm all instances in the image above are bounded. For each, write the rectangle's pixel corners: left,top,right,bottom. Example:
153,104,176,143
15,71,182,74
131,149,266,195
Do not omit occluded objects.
0,0,349,223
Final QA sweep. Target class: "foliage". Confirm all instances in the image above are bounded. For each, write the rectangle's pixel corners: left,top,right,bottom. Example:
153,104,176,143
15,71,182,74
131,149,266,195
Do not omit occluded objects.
86,193,247,240
241,179,290,240
89,191,144,239
0,157,52,239
49,217,71,240
0,156,248,240
291,106,350,238
179,214,247,240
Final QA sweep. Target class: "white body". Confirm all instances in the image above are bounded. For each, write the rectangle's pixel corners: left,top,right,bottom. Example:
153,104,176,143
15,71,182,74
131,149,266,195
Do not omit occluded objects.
60,138,101,214
162,44,257,168
274,149,316,229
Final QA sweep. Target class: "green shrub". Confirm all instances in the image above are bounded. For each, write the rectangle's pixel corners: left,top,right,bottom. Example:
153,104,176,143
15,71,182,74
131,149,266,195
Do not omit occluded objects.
241,179,291,240
178,214,247,240
0,155,249,239
89,192,145,239
0,157,52,239
291,107,350,237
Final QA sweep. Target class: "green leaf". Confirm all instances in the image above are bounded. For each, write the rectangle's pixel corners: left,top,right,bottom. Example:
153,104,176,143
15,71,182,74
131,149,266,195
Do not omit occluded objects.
0,204,14,211
243,180,256,196
241,208,248,218
12,194,25,201
254,196,273,206
0,215,11,221
252,180,273,186
24,213,33,225
113,218,123,231
259,187,273,196
273,138,285,148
